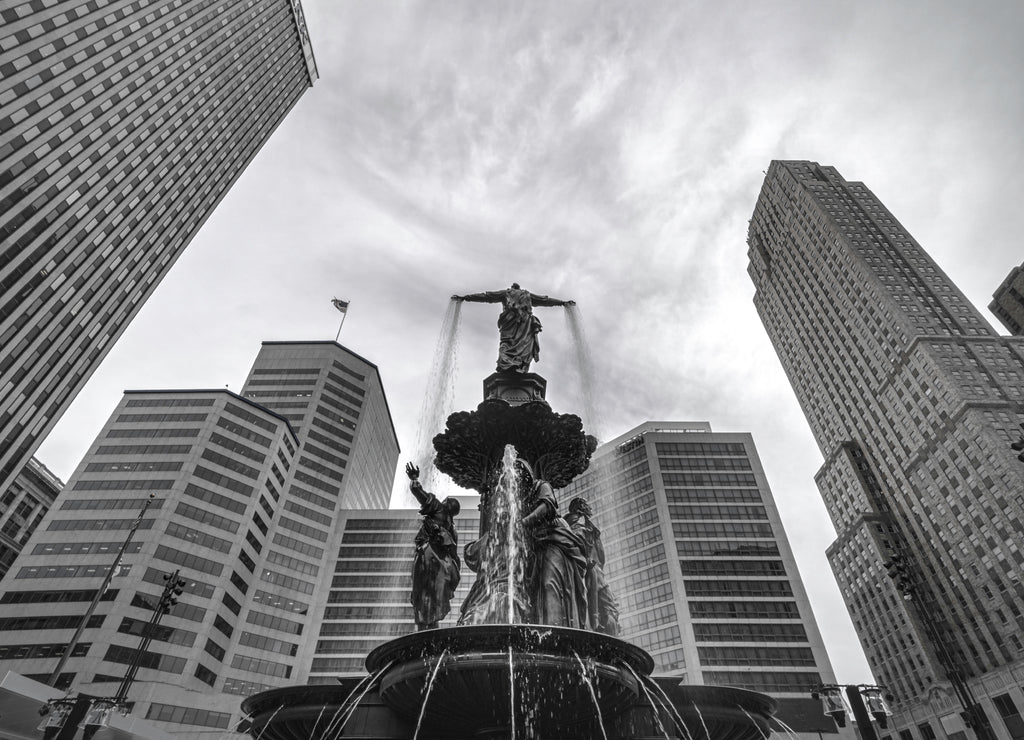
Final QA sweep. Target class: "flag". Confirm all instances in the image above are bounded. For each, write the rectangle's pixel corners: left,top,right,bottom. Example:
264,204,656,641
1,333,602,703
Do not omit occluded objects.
331,298,349,314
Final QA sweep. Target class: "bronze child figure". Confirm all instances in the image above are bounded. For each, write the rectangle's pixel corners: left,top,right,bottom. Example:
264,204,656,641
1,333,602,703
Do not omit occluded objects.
406,463,461,630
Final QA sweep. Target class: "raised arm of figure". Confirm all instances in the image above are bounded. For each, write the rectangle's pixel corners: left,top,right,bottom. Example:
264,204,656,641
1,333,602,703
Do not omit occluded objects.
405,462,429,506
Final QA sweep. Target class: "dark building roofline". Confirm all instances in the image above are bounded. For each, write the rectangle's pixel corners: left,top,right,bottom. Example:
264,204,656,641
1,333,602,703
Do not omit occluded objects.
259,341,400,452
123,388,299,444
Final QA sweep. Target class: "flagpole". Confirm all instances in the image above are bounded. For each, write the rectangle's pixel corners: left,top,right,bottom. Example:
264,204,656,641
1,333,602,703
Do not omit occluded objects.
334,310,347,342
331,298,349,342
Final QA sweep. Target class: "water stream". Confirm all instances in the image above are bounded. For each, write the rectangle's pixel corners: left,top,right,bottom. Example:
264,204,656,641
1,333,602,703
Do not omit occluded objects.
623,663,671,740
411,298,463,498
642,675,694,740
573,651,609,740
251,704,283,740
564,305,603,441
479,444,525,623
324,660,395,739
770,714,803,740
413,649,450,740
692,702,713,740
508,646,516,740
737,705,771,740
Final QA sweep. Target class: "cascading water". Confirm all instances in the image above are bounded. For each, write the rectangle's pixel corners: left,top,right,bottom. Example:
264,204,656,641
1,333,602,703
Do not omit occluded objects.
564,305,603,441
479,444,526,624
410,299,463,498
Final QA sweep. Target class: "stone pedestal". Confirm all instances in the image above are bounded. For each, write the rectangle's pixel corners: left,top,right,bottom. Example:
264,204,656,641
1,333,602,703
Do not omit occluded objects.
482,372,546,406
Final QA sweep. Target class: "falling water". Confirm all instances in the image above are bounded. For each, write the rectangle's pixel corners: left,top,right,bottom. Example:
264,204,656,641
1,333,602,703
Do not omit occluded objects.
573,652,609,740
481,445,525,623
734,706,769,740
323,659,394,739
251,704,284,740
770,716,802,740
412,299,463,496
413,649,450,740
692,702,712,740
642,676,695,740
623,663,671,740
564,305,603,441
508,646,516,740
309,705,327,739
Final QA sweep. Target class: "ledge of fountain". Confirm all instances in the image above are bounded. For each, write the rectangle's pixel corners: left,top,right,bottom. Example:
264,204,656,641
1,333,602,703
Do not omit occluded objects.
366,624,653,737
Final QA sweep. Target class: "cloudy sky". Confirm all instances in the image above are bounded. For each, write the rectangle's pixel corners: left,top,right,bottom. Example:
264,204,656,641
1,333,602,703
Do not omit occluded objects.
36,0,1024,683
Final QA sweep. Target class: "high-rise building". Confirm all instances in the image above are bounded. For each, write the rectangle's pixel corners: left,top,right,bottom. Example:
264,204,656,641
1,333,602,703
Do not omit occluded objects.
0,0,317,495
319,421,839,739
0,341,397,737
989,263,1024,335
0,457,62,579
748,161,1024,739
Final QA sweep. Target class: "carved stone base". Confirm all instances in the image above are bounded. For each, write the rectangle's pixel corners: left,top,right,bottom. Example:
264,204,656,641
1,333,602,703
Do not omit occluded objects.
482,372,546,406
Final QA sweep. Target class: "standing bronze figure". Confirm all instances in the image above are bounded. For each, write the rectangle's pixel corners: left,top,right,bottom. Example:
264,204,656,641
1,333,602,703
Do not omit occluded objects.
566,497,620,635
406,463,461,630
453,284,574,373
519,462,588,628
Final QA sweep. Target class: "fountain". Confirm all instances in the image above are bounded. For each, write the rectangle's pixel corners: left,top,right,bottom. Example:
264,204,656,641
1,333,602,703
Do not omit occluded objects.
242,288,777,739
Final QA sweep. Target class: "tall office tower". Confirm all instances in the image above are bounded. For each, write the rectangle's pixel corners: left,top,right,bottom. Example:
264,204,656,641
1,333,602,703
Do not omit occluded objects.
748,161,1024,739
989,263,1024,335
0,341,397,737
0,0,317,497
561,423,837,724
0,457,62,579
314,421,838,739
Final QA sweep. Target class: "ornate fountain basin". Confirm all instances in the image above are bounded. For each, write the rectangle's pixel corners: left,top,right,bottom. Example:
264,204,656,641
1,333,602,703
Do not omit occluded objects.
365,624,653,737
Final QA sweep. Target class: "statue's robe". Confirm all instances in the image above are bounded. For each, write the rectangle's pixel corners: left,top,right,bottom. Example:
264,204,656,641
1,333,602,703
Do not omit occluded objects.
411,493,460,628
526,482,588,628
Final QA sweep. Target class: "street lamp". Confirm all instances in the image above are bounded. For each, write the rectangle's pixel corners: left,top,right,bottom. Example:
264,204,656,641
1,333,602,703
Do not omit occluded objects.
812,684,892,740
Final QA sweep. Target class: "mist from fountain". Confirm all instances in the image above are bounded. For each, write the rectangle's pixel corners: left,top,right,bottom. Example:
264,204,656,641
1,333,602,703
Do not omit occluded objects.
411,299,463,498
564,304,604,441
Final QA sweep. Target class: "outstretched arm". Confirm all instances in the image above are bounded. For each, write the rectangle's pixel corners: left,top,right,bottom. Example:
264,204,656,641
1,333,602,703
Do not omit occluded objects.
453,291,506,303
529,292,575,308
405,462,429,506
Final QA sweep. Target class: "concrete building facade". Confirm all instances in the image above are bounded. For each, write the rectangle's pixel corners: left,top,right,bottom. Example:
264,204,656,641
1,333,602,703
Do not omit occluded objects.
0,457,62,580
0,341,397,737
748,161,1024,740
989,263,1024,335
0,0,316,495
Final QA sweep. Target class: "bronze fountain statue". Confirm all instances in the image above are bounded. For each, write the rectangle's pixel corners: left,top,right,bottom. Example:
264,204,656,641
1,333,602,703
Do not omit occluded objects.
242,285,777,740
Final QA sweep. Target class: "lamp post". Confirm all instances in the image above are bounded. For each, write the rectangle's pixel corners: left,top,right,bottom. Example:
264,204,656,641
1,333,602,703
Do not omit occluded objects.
45,492,156,688
812,684,893,740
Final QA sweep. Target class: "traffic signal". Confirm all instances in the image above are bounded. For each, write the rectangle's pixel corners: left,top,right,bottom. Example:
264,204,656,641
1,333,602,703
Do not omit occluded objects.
161,572,186,611
1011,424,1024,462
883,555,913,594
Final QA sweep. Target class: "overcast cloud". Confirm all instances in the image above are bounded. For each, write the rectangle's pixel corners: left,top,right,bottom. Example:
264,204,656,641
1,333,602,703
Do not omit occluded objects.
36,0,1024,683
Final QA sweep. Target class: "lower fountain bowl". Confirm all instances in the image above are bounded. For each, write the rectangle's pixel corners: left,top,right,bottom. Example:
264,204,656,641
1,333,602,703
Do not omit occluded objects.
366,624,652,736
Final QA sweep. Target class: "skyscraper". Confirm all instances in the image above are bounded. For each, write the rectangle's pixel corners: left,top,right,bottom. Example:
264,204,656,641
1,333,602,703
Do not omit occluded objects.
0,457,62,579
0,0,317,495
319,421,839,739
989,262,1024,335
748,161,1024,738
0,341,397,736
